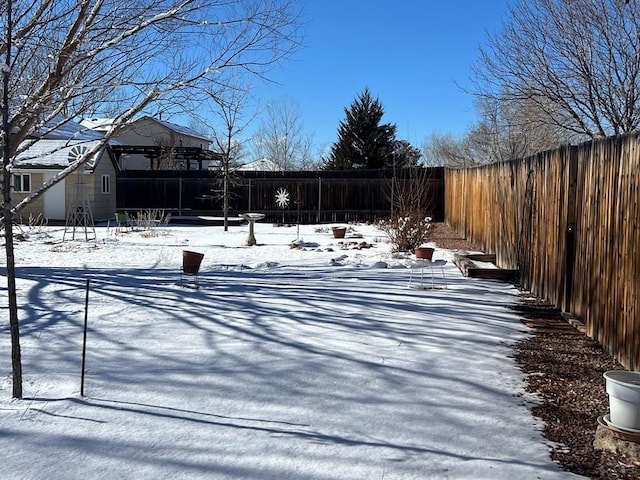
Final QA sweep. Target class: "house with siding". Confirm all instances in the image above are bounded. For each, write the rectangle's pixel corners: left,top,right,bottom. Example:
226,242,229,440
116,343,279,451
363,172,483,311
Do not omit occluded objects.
81,116,219,170
11,120,118,223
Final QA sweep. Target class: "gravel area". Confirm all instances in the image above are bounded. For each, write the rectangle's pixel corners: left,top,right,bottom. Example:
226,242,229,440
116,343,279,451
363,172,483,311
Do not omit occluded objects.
428,223,640,480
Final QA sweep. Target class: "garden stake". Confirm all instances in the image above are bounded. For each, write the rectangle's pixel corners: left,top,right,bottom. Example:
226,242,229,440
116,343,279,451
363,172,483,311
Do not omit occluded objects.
80,279,89,396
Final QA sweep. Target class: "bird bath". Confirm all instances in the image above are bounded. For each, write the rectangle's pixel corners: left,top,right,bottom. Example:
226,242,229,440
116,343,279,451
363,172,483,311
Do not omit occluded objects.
239,213,266,246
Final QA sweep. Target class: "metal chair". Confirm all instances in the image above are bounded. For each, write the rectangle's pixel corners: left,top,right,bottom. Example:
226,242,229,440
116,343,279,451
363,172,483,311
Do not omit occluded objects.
408,258,448,289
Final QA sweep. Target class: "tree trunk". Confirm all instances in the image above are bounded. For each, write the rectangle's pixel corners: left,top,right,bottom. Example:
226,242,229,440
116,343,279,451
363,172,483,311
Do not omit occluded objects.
2,103,23,400
223,154,229,232
3,0,23,399
2,115,23,400
3,204,22,399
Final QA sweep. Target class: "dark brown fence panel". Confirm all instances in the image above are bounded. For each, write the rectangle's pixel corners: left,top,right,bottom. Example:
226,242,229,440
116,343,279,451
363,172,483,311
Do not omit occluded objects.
117,168,445,224
445,135,640,370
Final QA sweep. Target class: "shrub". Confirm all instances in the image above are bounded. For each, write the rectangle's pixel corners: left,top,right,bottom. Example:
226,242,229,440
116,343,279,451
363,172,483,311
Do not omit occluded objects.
378,211,431,253
135,209,171,237
135,209,170,230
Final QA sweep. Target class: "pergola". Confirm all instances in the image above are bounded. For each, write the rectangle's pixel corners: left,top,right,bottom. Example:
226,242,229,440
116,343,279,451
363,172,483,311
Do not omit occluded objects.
111,145,224,170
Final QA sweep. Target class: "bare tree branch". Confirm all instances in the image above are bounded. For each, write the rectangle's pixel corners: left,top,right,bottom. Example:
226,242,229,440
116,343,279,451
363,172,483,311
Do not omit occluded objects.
472,0,640,139
4,0,303,158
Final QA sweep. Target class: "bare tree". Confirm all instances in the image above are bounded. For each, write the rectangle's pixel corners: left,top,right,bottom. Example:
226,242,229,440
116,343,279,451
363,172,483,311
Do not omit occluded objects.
472,0,640,139
0,0,302,398
203,77,257,230
422,133,477,167
425,86,578,167
251,97,314,170
469,94,575,163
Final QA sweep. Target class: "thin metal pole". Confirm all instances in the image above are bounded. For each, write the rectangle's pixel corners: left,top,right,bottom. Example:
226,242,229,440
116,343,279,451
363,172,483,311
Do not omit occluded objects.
80,279,90,396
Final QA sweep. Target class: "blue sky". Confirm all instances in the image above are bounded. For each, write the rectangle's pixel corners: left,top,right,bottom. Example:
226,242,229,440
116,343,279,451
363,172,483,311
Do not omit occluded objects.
250,0,509,152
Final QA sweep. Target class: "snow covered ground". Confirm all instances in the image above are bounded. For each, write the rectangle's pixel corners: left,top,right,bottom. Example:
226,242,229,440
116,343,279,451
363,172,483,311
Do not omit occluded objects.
0,221,583,479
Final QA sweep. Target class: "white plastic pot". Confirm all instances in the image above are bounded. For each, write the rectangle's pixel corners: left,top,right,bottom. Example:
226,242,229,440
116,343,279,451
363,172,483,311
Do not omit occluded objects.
604,370,640,431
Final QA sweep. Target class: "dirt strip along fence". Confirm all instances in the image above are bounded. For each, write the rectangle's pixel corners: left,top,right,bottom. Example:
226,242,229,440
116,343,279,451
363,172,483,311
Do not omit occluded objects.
117,168,445,224
445,134,640,370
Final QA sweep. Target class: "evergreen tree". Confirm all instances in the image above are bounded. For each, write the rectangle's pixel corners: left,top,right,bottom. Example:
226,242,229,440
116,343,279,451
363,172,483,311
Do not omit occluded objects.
324,88,397,170
392,139,422,167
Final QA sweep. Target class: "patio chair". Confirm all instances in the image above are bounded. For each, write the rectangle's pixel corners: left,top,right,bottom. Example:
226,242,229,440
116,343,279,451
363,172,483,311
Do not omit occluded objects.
181,250,205,288
114,212,131,232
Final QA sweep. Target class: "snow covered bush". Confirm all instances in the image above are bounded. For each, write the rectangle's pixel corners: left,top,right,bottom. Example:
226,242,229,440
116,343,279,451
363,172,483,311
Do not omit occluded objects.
377,211,431,252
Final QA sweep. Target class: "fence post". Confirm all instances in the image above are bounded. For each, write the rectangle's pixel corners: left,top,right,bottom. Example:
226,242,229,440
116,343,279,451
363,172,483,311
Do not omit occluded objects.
317,177,322,223
563,146,579,312
178,177,182,216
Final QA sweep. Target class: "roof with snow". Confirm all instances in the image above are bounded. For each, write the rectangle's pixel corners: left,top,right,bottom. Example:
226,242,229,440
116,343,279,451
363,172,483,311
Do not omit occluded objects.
238,158,280,171
79,118,116,132
13,139,107,170
30,116,105,141
15,117,109,170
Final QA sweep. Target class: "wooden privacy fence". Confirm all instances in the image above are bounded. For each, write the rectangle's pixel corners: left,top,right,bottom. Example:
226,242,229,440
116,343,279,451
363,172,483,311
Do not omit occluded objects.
117,168,445,224
445,134,640,370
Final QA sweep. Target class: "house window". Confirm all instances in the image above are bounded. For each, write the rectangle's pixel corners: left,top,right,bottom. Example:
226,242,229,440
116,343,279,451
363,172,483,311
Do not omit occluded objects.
101,174,111,194
13,174,31,193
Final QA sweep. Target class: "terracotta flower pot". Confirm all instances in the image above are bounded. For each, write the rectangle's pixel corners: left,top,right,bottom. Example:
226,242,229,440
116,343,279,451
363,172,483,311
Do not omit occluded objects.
332,227,347,239
183,250,204,274
414,247,434,260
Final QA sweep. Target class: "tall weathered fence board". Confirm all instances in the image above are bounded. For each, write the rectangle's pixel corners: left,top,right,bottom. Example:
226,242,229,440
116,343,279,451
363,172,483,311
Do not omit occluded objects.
446,135,640,370
117,168,445,224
